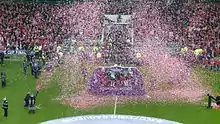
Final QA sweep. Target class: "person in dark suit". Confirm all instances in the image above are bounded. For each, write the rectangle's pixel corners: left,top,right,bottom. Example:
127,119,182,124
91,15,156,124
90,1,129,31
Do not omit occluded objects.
23,60,28,78
24,92,30,107
1,71,6,88
0,51,4,64
207,94,220,109
32,62,39,79
28,91,39,114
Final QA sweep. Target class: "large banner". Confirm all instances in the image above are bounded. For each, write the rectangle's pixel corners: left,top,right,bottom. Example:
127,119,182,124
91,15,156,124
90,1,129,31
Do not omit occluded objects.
5,50,26,55
88,66,145,96
41,115,182,124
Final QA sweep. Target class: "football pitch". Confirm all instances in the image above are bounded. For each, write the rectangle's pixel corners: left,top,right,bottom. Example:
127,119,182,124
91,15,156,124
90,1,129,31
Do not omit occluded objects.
0,60,220,124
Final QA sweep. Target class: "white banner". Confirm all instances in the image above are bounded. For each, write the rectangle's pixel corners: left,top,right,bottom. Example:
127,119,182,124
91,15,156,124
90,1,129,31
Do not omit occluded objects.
5,50,26,55
41,115,182,124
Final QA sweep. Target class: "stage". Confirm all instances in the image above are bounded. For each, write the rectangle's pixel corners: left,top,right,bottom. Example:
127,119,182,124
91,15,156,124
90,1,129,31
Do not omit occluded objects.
88,66,145,96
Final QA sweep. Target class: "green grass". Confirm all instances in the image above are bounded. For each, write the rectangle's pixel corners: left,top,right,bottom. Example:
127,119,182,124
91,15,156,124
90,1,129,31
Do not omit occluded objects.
0,61,220,124
195,67,220,94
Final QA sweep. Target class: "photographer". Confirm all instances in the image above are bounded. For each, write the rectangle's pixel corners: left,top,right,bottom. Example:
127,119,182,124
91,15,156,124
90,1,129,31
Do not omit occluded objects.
207,94,220,109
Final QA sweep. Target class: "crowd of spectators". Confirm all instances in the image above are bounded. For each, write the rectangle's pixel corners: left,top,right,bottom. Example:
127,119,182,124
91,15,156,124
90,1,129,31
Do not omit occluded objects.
0,1,220,66
184,4,220,57
166,2,220,70
165,3,220,58
105,0,133,15
0,2,104,54
133,1,220,66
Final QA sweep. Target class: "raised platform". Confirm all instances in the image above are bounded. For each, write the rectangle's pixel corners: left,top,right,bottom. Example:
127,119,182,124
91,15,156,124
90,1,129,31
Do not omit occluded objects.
41,115,182,124
88,66,145,96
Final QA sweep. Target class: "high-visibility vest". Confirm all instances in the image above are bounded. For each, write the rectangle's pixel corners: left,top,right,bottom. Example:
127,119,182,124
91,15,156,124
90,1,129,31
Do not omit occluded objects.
57,46,61,53
181,47,188,53
136,53,141,58
108,43,112,48
180,48,184,53
34,46,39,53
96,52,102,58
3,101,8,109
78,46,85,51
42,55,46,60
93,46,99,52
34,46,37,51
184,47,188,52
59,52,63,58
39,46,42,51
194,49,203,56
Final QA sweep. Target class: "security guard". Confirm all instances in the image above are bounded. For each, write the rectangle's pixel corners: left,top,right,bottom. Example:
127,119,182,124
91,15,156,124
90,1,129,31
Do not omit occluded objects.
1,71,6,88
2,97,8,117
93,46,99,54
136,52,141,59
58,52,63,64
56,45,61,53
0,50,4,64
26,51,31,63
30,61,34,75
107,39,113,49
30,50,35,63
32,62,39,79
34,45,40,57
39,45,42,57
23,60,27,78
96,52,102,59
41,53,46,66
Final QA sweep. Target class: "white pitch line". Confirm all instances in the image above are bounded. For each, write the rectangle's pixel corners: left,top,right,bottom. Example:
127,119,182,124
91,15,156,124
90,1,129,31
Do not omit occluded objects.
113,95,118,115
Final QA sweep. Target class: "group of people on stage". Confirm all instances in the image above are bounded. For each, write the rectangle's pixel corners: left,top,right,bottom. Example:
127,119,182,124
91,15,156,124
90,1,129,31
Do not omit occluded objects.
97,66,134,88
